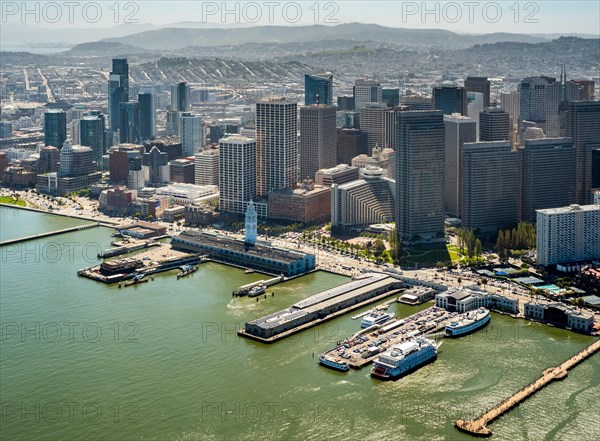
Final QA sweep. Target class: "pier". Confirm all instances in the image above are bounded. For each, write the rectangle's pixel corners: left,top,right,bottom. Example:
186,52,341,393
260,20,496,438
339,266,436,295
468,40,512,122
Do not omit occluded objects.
0,223,100,246
98,240,161,258
455,338,600,437
319,306,453,369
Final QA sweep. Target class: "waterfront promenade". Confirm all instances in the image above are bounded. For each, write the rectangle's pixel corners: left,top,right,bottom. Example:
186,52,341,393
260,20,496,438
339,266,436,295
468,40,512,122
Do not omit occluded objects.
455,338,600,437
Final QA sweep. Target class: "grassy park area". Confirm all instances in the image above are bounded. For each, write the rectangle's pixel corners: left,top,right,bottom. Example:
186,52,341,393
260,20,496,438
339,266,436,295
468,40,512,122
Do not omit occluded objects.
0,196,26,207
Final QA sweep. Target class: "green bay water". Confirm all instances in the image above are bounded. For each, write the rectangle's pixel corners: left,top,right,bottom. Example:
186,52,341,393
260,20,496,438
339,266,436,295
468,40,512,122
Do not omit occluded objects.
0,206,598,441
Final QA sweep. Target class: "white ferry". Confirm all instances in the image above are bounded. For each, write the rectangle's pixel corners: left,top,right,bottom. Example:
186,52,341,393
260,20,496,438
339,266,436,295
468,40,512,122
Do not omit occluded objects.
445,308,490,337
318,354,350,372
361,312,395,329
371,337,438,380
248,284,266,297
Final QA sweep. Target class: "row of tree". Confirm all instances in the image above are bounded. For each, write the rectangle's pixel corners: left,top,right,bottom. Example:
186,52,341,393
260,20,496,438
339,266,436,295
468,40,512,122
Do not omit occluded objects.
456,229,483,259
495,222,536,259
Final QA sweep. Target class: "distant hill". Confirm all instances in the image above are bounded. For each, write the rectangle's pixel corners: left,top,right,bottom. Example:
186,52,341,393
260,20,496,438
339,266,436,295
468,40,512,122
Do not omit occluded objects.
66,41,154,56
101,23,549,50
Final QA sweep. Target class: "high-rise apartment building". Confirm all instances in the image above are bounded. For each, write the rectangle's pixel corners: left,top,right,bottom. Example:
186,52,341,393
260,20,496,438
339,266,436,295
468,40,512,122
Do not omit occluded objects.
219,135,256,214
396,111,445,242
299,104,337,180
255,98,298,197
536,204,600,266
195,148,219,186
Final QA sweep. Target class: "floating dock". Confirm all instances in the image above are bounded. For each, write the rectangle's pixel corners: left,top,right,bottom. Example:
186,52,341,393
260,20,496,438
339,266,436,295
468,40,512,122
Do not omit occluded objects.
455,338,600,437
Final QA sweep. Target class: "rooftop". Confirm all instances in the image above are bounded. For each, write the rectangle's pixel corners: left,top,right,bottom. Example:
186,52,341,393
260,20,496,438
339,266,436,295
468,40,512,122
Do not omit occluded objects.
537,204,600,215
175,230,311,265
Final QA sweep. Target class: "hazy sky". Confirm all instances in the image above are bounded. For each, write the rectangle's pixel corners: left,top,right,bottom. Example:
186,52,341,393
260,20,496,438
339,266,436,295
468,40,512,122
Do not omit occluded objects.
2,1,599,34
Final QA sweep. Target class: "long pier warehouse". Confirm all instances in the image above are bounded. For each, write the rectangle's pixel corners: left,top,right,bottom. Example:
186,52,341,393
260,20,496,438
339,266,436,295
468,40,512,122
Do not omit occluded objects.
239,273,403,342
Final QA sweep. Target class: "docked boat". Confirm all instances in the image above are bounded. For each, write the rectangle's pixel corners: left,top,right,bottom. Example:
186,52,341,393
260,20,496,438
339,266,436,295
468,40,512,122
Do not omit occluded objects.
445,308,490,337
361,311,395,329
248,283,267,297
371,337,438,380
177,264,198,278
318,354,350,372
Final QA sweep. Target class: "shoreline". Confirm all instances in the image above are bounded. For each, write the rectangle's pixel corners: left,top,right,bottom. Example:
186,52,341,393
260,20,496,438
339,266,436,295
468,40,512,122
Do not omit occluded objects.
0,202,119,226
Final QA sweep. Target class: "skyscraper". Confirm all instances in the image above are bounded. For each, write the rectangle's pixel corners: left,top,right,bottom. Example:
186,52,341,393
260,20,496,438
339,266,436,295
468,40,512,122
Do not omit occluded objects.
518,138,576,222
464,77,491,108
219,135,257,214
460,141,518,233
536,204,600,266
138,92,156,141
111,58,129,99
179,115,203,156
255,98,298,197
299,104,337,180
432,85,467,116
396,111,445,242
559,100,600,205
119,102,140,144
336,128,368,165
444,114,477,217
500,90,520,129
79,113,106,165
171,82,190,112
44,109,67,148
108,58,129,134
195,148,219,186
546,67,581,137
142,146,170,186
593,148,600,190
304,72,333,106
353,79,382,111
479,107,511,142
359,102,388,155
382,89,400,107
519,75,555,132
59,140,95,177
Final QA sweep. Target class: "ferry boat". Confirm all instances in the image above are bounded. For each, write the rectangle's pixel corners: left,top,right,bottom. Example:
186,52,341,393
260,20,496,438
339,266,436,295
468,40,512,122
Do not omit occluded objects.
371,337,438,380
177,264,198,279
318,354,350,372
445,308,490,337
361,312,395,329
248,284,267,297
